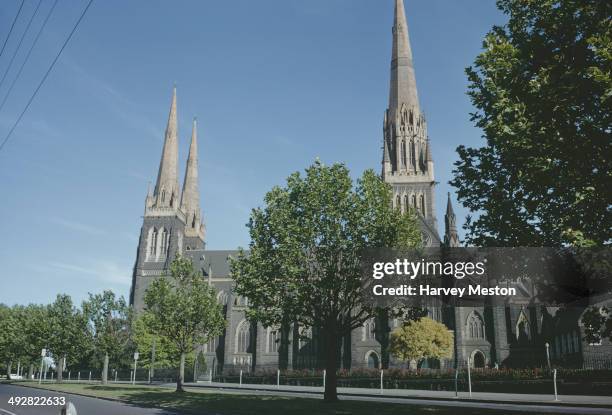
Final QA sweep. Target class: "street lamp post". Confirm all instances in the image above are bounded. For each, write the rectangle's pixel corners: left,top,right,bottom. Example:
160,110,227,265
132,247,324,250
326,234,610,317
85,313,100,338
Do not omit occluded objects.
132,352,139,385
38,348,46,384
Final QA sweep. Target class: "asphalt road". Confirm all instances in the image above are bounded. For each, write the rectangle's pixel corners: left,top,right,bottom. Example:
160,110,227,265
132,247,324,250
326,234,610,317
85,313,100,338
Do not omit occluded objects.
0,384,182,415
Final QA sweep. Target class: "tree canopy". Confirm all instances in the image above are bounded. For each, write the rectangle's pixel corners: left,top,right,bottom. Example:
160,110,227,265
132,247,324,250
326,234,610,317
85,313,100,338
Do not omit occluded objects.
143,256,225,392
231,161,422,401
451,0,611,247
389,317,454,364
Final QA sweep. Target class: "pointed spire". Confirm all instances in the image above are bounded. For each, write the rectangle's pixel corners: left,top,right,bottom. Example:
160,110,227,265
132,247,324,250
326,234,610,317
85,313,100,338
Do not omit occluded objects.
181,118,203,238
389,0,419,114
154,87,180,208
446,192,455,217
444,192,459,247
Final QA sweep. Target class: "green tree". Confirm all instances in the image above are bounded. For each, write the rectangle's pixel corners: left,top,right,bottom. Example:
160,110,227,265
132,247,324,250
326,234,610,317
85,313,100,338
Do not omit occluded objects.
131,314,188,373
47,294,91,382
16,304,49,380
451,0,611,247
82,291,132,384
389,317,454,366
144,256,225,392
230,161,421,401
0,305,23,379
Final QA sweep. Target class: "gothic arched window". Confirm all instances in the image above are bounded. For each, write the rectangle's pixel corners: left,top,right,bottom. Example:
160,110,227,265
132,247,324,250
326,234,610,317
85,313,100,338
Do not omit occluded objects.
363,319,376,341
159,228,168,258
419,194,425,216
236,321,250,353
467,311,485,339
412,194,417,209
148,228,157,258
267,328,280,353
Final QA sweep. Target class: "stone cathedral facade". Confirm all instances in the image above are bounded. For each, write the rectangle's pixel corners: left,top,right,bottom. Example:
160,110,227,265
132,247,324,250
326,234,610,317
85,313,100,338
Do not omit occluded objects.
130,0,609,374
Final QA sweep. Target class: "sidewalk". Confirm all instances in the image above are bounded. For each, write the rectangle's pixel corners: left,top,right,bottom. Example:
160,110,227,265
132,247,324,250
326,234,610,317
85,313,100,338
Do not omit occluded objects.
186,381,612,408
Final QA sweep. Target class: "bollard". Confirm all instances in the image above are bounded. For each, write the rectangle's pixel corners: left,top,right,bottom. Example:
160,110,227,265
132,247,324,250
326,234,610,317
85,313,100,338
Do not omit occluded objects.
323,370,326,390
209,369,212,383
239,370,243,387
131,370,134,384
51,372,54,381
148,370,151,384
553,369,559,401
455,368,459,398
277,369,280,388
68,371,71,381
115,371,118,383
77,372,80,383
380,370,384,395
467,358,472,398
89,371,91,382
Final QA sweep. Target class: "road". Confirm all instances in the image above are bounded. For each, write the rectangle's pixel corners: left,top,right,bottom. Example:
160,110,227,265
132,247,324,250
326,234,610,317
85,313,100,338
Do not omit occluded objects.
0,384,182,415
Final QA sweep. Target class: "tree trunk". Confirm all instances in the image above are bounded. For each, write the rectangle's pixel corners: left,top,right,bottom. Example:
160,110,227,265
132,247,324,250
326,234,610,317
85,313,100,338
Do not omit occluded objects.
57,357,64,383
176,353,185,393
28,364,34,381
102,353,109,385
323,325,339,402
7,361,12,381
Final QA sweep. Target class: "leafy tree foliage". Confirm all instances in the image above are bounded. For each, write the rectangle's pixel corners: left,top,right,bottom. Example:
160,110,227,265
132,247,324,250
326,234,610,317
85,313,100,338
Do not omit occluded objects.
143,256,225,392
389,317,453,364
83,290,132,384
452,0,611,247
131,313,193,371
231,161,421,401
0,304,24,379
47,294,92,382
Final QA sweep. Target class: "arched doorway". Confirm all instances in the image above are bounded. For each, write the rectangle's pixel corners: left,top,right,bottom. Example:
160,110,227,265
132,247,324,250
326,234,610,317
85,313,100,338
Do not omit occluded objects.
366,351,380,369
471,350,485,368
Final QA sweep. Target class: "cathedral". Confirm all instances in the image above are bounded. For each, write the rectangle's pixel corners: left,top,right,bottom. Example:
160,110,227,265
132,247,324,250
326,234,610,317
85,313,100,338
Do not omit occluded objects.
130,0,609,374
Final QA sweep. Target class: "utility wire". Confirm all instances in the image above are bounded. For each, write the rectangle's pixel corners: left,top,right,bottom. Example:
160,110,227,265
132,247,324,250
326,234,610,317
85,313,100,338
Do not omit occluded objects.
0,0,44,91
0,0,95,154
0,0,25,59
0,0,59,113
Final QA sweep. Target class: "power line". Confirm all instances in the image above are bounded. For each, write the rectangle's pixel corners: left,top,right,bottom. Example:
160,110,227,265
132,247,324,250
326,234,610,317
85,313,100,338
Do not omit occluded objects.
0,0,59,113
0,0,95,154
0,0,43,91
0,0,25,59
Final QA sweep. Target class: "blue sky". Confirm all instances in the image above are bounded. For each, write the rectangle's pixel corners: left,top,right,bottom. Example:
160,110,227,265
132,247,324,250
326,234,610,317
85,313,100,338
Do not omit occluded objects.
0,0,505,306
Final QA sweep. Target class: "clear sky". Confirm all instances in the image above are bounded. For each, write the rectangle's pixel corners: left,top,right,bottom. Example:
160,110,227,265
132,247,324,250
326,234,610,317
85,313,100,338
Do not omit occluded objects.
0,0,505,306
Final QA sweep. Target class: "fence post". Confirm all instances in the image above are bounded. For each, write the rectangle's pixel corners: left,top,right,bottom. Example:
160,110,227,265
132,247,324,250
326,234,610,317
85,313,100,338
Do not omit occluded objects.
115,371,117,383
77,372,80,383
148,369,151,384
467,357,472,398
380,370,384,395
208,369,212,383
239,370,242,387
89,371,91,382
68,371,71,382
323,370,326,390
455,367,459,398
277,369,280,388
553,369,558,401
130,370,133,384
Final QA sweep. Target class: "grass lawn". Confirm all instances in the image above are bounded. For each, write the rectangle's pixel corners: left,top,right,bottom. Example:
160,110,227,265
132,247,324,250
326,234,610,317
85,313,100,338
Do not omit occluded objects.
15,382,560,415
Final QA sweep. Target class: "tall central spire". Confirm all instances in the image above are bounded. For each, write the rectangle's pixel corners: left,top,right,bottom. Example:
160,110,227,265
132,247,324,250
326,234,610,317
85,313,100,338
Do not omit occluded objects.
154,87,180,208
389,0,419,114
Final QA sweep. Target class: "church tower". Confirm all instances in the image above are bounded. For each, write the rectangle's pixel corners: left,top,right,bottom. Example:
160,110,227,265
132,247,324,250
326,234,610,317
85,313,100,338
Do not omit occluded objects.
383,0,440,246
130,87,205,311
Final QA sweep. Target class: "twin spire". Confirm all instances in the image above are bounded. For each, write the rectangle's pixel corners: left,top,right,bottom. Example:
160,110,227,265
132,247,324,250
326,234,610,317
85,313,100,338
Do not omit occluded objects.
151,87,204,239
